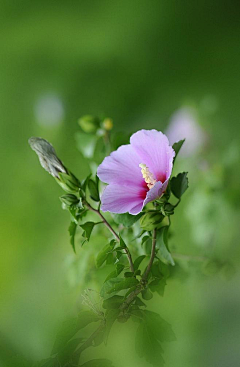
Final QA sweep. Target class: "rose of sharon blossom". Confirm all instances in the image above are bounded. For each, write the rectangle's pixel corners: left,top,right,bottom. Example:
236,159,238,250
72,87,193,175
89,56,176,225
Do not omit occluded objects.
97,130,175,215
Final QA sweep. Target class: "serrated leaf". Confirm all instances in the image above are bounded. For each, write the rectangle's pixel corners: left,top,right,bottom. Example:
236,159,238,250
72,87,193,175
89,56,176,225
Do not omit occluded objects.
100,278,123,299
135,310,175,366
172,139,185,162
79,359,114,367
96,241,115,268
107,277,139,294
88,178,100,202
80,221,95,243
68,221,77,253
170,172,189,199
113,212,143,227
51,311,99,355
156,227,175,266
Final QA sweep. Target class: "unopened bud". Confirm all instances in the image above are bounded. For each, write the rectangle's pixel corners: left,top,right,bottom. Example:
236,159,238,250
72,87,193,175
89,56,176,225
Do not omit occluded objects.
29,137,67,178
60,194,82,207
102,118,113,131
78,115,100,133
140,212,164,231
57,172,81,194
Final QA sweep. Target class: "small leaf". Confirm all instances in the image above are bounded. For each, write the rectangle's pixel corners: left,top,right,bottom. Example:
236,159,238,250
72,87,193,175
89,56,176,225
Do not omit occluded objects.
149,278,167,296
141,288,153,300
113,213,143,227
102,295,124,309
107,277,139,294
68,221,77,253
172,139,185,162
156,227,175,266
96,240,116,268
88,178,100,202
80,221,95,243
133,255,146,271
170,172,189,199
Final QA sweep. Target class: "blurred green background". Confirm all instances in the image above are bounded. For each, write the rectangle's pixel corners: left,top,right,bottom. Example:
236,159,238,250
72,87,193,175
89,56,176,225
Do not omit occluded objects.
1,1,240,366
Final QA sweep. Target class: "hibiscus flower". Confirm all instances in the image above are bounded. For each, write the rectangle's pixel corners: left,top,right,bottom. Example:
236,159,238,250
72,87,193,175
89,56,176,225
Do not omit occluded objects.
97,129,175,215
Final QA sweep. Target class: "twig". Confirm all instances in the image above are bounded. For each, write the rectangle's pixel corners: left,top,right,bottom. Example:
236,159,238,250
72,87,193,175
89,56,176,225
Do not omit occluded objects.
85,202,134,272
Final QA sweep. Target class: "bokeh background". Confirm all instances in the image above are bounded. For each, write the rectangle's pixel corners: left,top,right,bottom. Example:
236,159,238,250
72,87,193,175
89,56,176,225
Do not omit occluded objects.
1,1,240,366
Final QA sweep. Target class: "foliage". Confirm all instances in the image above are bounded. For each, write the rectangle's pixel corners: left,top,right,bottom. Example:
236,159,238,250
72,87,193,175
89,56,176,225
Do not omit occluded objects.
28,118,194,367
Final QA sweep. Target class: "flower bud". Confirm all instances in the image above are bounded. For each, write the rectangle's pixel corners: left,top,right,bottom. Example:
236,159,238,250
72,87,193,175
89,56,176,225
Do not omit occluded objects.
102,118,113,131
57,171,81,194
78,115,100,133
140,212,164,231
60,194,80,207
161,203,175,216
28,137,67,178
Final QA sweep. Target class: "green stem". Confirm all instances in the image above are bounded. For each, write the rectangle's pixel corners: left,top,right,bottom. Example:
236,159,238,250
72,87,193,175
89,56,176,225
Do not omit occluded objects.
85,202,134,272
142,228,157,282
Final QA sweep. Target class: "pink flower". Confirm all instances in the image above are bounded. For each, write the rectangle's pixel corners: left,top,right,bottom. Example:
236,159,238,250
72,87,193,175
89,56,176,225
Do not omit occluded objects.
97,130,175,215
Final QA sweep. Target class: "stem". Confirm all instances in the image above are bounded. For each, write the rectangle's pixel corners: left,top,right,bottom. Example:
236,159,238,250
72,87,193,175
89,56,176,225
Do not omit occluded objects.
73,322,105,359
85,202,134,272
142,228,157,281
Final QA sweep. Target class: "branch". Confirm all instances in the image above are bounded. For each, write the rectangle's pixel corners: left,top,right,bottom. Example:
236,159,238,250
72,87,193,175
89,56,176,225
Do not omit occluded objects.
85,202,134,272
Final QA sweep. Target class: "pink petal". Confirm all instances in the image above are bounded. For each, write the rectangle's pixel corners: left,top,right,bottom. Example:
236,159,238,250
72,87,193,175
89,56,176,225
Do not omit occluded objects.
143,180,167,207
130,129,175,183
97,144,144,187
100,184,147,215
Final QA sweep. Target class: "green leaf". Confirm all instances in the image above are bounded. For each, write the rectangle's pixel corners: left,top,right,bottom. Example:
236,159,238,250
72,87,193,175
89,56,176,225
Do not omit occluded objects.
170,172,189,199
172,139,185,162
149,278,167,296
88,178,100,202
135,297,147,307
119,234,127,249
96,240,116,268
102,295,125,309
133,255,146,271
51,311,99,355
140,212,164,231
104,263,125,282
135,310,175,366
141,288,153,300
113,212,143,227
80,221,95,243
107,277,139,294
79,359,114,367
100,278,123,299
156,227,175,266
68,221,77,253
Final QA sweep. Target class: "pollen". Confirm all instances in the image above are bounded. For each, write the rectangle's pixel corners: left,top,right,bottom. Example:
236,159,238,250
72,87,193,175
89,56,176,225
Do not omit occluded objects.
139,163,156,189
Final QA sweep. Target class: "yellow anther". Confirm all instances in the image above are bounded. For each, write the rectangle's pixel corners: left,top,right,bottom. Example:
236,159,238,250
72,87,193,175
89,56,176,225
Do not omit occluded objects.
139,163,156,189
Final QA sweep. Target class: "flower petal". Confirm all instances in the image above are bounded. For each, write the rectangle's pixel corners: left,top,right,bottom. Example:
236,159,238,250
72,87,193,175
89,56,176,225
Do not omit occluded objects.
143,181,165,207
130,129,175,183
100,184,146,215
97,144,144,187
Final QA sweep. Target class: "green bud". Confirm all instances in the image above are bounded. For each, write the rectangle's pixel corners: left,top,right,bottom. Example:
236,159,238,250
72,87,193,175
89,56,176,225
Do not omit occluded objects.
78,115,100,133
140,212,164,231
60,194,80,207
57,172,81,194
161,203,175,216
